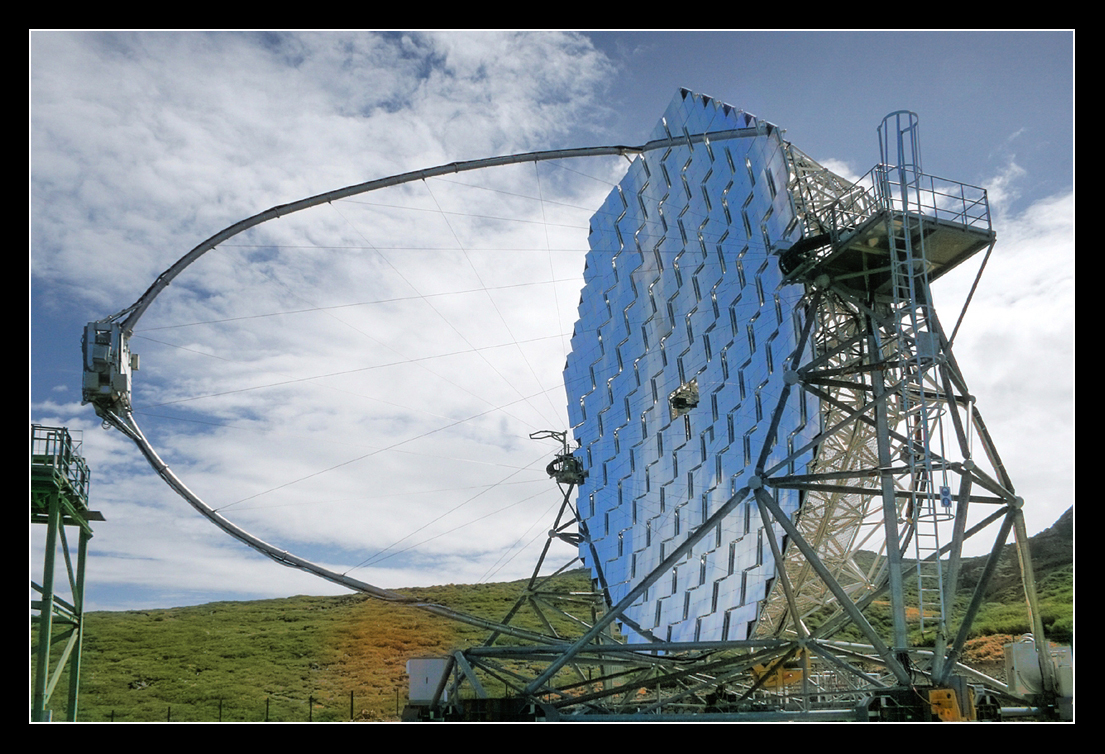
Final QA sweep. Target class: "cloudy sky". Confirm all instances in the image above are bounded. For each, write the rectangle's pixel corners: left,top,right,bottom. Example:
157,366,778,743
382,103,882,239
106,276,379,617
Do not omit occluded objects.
31,31,1073,612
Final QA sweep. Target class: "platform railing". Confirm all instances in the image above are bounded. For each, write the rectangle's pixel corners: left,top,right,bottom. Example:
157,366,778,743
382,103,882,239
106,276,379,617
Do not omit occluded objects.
31,424,91,503
822,165,992,244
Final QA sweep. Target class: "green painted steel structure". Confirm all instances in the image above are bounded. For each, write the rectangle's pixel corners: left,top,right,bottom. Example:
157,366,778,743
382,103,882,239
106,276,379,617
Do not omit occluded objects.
31,424,102,722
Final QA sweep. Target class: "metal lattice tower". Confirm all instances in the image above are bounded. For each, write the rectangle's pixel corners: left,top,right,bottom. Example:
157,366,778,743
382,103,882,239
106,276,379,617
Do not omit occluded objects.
31,425,103,722
423,97,1061,721
78,87,1062,720
763,108,1056,701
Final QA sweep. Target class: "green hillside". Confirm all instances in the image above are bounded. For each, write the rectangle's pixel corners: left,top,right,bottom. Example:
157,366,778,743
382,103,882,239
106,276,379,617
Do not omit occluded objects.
34,510,1071,722
956,507,1073,644
837,507,1074,648
36,573,593,722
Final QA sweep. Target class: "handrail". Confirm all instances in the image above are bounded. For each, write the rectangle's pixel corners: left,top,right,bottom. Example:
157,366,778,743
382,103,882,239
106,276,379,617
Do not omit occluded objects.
823,165,992,244
31,424,91,503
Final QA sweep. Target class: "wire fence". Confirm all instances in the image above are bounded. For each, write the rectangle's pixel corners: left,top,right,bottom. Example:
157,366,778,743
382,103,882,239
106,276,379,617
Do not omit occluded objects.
71,689,410,723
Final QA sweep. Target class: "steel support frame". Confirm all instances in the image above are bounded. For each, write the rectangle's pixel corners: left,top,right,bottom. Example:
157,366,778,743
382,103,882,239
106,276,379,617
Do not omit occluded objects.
430,141,1056,720
33,491,90,722
760,135,1052,702
431,269,1055,717
742,268,1056,704
32,427,94,722
450,474,616,702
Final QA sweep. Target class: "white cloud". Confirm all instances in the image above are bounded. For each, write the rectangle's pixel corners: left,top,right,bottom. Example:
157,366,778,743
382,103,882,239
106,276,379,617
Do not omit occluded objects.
31,31,615,313
32,31,618,610
933,182,1074,542
983,158,1030,217
33,32,1072,614
816,157,863,185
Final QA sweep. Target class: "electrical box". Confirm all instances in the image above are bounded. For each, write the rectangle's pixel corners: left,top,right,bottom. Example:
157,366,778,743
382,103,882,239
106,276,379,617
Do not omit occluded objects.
82,321,136,418
406,657,450,705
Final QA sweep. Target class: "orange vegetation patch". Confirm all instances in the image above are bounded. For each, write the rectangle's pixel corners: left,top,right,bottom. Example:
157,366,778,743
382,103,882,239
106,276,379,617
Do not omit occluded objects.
959,634,1019,664
315,597,473,721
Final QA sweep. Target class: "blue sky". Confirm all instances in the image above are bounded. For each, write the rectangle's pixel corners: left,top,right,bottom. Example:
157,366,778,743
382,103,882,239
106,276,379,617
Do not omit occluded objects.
31,31,1073,611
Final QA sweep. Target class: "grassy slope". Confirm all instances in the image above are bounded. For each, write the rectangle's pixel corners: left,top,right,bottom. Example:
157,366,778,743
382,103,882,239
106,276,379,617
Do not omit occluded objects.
36,511,1071,722
956,506,1073,643
812,508,1074,652
39,575,592,722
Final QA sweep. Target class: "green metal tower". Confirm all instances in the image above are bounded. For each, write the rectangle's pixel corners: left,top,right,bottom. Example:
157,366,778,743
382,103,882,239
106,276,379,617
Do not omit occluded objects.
31,425,103,722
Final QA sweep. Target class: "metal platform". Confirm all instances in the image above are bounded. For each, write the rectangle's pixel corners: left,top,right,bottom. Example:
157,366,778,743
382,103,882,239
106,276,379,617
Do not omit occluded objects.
789,209,995,298
32,424,101,722
780,161,996,299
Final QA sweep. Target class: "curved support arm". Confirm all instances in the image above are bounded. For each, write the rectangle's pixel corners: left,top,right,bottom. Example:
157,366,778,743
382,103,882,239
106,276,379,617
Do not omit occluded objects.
108,128,763,334
102,407,565,644
87,128,766,636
